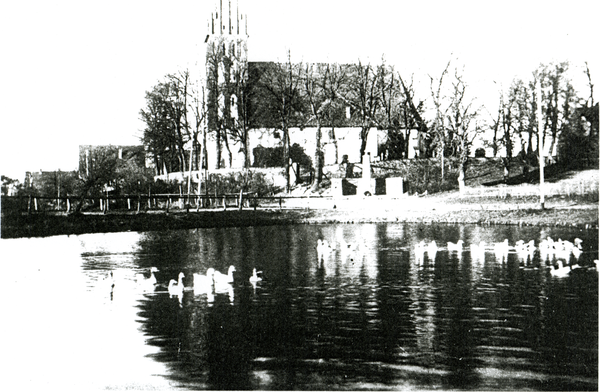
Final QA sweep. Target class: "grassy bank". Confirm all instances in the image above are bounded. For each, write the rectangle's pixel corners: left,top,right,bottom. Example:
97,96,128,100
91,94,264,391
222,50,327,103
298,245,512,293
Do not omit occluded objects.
1,198,597,239
2,168,597,239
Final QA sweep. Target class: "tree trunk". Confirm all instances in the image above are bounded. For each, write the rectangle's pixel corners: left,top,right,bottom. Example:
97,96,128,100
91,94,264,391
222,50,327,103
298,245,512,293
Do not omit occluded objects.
440,143,444,181
504,123,513,158
330,127,339,164
216,126,222,169
283,127,290,193
243,131,251,169
359,126,369,163
312,124,323,191
222,132,233,168
458,164,465,194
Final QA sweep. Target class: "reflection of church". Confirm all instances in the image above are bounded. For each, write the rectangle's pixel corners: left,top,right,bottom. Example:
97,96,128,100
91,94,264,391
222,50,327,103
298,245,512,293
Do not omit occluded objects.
202,0,420,172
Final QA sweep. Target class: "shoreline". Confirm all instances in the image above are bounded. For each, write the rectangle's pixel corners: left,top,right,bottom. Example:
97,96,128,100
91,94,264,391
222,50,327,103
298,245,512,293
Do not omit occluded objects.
2,200,598,239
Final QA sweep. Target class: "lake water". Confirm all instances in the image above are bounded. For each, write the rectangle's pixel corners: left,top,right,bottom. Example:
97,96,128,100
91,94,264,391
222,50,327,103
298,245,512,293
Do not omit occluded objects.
0,223,597,390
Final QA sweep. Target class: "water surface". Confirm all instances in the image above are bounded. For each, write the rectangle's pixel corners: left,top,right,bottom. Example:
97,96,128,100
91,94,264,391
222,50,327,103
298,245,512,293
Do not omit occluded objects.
1,223,597,390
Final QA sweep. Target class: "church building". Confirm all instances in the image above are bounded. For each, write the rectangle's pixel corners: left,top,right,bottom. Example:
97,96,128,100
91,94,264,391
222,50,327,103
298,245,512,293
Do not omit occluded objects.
200,0,420,173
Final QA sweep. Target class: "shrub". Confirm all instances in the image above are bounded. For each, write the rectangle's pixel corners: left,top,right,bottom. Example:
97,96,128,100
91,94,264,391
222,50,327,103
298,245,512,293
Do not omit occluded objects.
205,170,278,197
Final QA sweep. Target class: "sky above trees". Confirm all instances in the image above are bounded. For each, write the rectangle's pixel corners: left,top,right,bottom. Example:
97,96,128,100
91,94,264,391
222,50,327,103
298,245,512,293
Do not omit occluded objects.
1,0,596,179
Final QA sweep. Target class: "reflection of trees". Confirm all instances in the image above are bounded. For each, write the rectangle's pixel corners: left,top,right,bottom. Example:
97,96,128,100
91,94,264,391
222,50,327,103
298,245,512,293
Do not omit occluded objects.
377,225,416,362
137,288,255,389
432,250,480,389
374,224,418,382
541,275,598,389
135,230,200,272
123,224,597,389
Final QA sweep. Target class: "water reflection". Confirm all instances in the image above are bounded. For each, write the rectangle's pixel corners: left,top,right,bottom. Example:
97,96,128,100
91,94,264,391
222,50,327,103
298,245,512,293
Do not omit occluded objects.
0,223,597,390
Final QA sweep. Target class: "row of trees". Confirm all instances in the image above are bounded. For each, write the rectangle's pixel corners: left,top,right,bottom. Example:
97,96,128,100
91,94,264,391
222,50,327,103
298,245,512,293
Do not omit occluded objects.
140,50,434,192
2,60,595,203
141,49,597,193
489,62,597,168
3,146,157,211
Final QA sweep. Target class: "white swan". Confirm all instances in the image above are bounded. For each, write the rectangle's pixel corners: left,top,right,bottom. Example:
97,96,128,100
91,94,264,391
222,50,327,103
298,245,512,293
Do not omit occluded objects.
549,261,571,278
414,241,425,264
214,265,236,285
572,238,583,260
427,241,438,258
136,267,159,292
136,267,159,285
554,239,574,261
494,239,509,262
168,272,185,297
414,240,426,252
193,268,215,294
447,240,464,252
470,241,486,262
339,238,359,261
539,238,556,262
317,239,334,259
249,268,262,283
514,240,535,263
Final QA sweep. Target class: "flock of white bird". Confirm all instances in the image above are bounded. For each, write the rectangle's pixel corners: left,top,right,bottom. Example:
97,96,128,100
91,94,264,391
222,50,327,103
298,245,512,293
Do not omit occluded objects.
316,238,362,262
412,237,596,278
315,234,596,279
118,235,595,302
131,265,263,303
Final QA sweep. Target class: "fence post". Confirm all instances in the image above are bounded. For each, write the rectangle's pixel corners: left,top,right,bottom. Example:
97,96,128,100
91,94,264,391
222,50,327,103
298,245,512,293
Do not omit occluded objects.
127,198,131,210
223,196,227,210
34,197,38,211
279,196,282,210
67,198,71,213
137,195,141,213
28,195,31,214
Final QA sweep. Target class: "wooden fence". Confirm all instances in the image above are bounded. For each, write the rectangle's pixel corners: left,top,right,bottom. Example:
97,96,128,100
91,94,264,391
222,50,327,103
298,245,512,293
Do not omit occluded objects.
3,193,335,214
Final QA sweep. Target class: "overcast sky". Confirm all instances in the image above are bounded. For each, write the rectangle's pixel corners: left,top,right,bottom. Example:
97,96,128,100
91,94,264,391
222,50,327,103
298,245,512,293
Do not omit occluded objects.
1,0,596,179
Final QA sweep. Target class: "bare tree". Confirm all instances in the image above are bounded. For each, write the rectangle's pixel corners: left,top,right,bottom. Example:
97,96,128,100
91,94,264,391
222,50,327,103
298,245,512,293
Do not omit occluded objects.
446,69,484,191
258,53,303,192
343,60,382,162
141,77,188,175
429,60,452,179
397,73,427,158
321,63,349,164
227,52,255,169
300,63,328,190
376,62,405,160
585,61,594,107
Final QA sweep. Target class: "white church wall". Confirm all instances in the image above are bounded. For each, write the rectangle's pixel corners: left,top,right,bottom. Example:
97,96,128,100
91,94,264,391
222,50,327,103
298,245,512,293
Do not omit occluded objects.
202,127,426,171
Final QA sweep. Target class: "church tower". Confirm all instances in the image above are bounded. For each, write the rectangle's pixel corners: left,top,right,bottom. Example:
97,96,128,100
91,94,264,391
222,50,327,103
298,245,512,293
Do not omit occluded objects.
205,0,248,169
